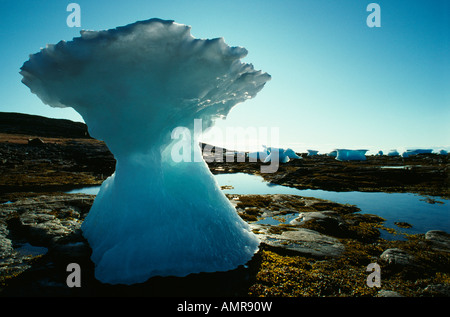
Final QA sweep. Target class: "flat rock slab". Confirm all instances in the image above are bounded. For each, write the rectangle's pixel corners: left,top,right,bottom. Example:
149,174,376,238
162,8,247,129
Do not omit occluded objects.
290,211,338,225
0,194,94,279
251,224,345,258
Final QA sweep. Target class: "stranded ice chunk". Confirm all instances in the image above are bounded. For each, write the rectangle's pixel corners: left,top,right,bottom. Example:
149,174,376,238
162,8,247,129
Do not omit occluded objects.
20,19,270,284
335,149,368,161
402,149,433,158
284,148,301,160
248,151,269,162
264,147,301,163
388,150,400,156
327,150,337,157
248,145,269,162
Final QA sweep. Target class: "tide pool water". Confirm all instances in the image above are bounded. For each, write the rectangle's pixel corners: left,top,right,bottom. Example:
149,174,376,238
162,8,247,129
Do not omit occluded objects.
215,173,449,237
67,172,449,238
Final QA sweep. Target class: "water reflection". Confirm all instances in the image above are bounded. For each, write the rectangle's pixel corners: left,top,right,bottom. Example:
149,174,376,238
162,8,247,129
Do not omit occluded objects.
214,173,449,237
66,173,449,236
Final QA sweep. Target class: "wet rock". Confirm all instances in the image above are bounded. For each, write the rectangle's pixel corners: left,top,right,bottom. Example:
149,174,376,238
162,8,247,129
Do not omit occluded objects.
423,284,450,297
14,243,48,257
290,210,383,242
0,194,94,256
377,290,403,297
0,222,13,258
290,210,340,225
380,248,414,267
251,224,345,258
27,220,74,246
289,210,347,237
0,194,95,295
425,230,450,252
0,221,49,282
5,210,78,247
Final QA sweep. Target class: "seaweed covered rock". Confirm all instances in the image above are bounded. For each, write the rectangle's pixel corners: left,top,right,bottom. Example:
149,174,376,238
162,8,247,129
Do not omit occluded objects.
423,283,450,296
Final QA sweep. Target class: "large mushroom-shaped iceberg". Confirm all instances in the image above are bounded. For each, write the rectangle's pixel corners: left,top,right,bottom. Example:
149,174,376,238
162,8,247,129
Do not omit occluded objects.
20,19,271,284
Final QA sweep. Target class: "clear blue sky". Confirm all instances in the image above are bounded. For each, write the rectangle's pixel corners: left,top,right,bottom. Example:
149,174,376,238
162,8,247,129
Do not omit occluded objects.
0,0,448,153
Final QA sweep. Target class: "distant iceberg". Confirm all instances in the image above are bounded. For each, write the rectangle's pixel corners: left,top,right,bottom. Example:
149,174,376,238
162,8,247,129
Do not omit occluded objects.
327,150,337,157
248,148,269,161
264,147,301,163
437,149,448,155
335,149,368,161
376,150,383,156
307,150,319,156
284,148,301,160
402,149,433,158
388,150,399,156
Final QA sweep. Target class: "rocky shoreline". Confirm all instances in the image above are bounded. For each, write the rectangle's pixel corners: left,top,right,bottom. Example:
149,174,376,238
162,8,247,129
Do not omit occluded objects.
1,192,449,297
0,112,449,297
0,134,115,195
207,149,449,199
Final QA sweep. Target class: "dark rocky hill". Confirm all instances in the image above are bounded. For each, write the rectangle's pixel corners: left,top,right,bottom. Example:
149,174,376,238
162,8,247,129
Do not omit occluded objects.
0,112,90,139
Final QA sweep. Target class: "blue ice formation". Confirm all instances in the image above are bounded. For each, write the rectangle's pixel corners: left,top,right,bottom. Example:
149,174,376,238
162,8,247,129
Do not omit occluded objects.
307,150,319,156
248,151,269,161
264,147,301,163
248,145,269,162
402,149,433,158
335,149,368,161
388,150,400,156
437,149,448,155
20,19,270,284
284,148,301,160
327,150,337,157
376,150,383,156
